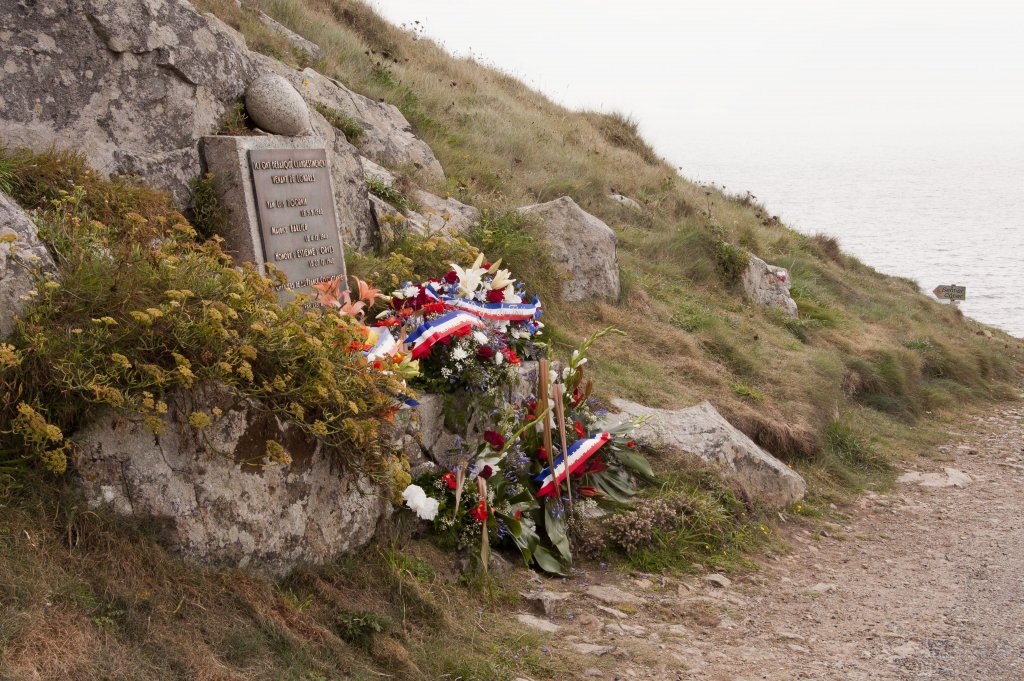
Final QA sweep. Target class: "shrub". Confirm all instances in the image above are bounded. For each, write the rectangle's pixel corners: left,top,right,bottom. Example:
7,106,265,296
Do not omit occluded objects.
217,102,250,135
187,172,228,242
366,176,410,211
714,241,748,285
312,102,364,143
0,151,404,476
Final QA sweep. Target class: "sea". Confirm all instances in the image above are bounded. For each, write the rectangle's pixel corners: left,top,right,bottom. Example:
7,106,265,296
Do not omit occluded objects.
674,134,1024,338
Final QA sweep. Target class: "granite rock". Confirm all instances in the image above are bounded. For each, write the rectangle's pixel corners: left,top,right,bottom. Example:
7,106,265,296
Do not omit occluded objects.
612,399,807,508
245,73,313,136
518,197,620,303
0,191,56,337
742,253,798,318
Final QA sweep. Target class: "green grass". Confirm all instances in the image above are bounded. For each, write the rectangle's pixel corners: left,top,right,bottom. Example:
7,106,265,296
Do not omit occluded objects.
312,101,365,143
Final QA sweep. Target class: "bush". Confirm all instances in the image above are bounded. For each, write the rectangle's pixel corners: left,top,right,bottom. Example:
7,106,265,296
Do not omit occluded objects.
366,176,410,211
715,241,748,285
312,102,365,143
218,102,250,134
187,172,227,242
0,150,405,476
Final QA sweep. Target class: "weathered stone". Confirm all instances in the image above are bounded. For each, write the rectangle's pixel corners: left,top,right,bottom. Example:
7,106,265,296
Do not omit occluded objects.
516,613,561,633
608,193,641,210
245,73,313,136
74,383,390,574
0,191,55,337
361,157,477,235
705,573,732,588
570,643,616,656
742,253,798,318
585,585,643,606
898,468,972,489
611,399,807,509
286,68,445,184
518,197,620,303
201,133,375,265
0,0,261,206
522,589,572,616
254,10,324,61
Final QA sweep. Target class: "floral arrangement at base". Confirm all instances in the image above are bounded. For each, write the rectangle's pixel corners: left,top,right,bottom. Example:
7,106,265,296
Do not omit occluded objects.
311,252,653,575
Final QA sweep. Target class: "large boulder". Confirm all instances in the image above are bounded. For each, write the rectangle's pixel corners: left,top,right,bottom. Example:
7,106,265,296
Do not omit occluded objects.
518,197,620,303
612,399,806,508
0,0,259,206
285,68,446,185
74,383,391,574
0,191,55,337
742,253,798,318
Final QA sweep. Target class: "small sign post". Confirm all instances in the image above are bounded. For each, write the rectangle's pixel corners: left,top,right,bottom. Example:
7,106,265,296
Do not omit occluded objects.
933,285,966,306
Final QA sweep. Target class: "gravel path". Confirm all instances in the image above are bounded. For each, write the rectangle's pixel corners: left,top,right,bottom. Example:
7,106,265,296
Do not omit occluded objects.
515,403,1024,680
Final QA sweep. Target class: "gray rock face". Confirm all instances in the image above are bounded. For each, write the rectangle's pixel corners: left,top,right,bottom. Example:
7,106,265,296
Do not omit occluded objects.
361,157,477,236
255,10,324,61
608,193,641,210
245,73,313,136
284,68,445,185
742,253,798,318
612,399,806,509
0,0,259,206
519,197,620,303
0,191,55,337
74,383,391,574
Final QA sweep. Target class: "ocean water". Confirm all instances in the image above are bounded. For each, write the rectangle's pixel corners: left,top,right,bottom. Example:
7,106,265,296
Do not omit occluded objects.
674,135,1024,338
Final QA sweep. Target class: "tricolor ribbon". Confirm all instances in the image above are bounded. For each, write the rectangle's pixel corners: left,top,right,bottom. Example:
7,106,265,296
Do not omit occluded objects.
534,432,611,498
404,310,486,359
440,294,542,322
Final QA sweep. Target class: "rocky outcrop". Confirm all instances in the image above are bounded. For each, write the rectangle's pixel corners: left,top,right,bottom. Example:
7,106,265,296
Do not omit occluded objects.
362,157,477,235
74,383,390,574
0,0,438,253
0,0,258,206
742,254,798,318
608,193,641,210
518,197,620,303
286,68,445,185
612,399,806,508
0,191,55,337
254,10,324,61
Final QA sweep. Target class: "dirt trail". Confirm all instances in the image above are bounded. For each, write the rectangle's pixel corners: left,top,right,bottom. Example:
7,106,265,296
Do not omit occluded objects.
516,403,1024,680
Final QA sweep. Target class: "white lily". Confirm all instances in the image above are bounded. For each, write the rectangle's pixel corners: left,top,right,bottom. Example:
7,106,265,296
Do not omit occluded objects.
473,330,490,345
450,253,487,298
490,268,516,291
401,484,439,521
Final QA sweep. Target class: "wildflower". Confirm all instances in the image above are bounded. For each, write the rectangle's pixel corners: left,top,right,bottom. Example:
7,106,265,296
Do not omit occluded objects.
310,420,329,437
129,310,152,325
401,484,440,521
155,401,168,414
40,447,68,475
265,440,292,466
143,415,166,435
238,344,258,360
0,343,19,368
188,411,212,430
237,361,254,382
110,353,132,370
211,407,223,418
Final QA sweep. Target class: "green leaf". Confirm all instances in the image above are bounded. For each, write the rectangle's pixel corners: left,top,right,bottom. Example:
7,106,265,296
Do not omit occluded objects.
614,448,657,483
590,468,636,503
544,498,572,562
532,546,568,576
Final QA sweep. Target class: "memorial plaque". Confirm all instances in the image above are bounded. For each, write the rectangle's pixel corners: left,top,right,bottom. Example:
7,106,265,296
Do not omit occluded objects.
249,147,345,299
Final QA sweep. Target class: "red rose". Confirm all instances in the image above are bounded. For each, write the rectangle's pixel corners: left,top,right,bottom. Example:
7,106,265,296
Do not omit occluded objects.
486,289,505,303
627,440,636,448
470,500,488,522
537,446,548,462
476,346,494,360
479,465,494,480
574,420,585,439
442,472,457,489
527,401,537,416
483,430,506,450
504,348,521,365
444,270,459,284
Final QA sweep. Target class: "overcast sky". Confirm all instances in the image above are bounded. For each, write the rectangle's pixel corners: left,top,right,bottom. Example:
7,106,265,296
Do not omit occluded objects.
370,1,1024,160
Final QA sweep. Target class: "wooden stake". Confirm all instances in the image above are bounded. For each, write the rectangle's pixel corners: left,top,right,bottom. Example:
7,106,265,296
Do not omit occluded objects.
538,360,554,470
553,384,573,513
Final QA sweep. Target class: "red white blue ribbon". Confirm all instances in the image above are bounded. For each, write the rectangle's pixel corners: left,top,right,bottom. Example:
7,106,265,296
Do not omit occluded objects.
534,432,611,498
441,294,542,322
405,310,486,359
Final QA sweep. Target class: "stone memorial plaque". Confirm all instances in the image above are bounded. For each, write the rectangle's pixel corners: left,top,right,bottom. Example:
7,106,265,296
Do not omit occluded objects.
249,147,345,299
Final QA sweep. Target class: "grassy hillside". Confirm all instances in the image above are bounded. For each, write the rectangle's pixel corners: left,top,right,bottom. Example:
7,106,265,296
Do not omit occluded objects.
1,2,1022,679
199,0,1021,473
